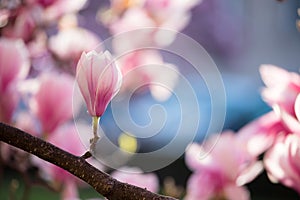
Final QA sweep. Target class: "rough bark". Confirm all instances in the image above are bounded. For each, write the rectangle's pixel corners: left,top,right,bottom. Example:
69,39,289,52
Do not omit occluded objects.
0,122,177,200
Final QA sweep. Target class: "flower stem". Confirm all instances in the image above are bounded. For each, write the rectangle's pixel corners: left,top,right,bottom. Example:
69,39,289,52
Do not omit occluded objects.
90,116,100,153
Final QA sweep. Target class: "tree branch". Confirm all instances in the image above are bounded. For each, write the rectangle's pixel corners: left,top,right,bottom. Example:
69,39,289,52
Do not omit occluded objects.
0,122,177,200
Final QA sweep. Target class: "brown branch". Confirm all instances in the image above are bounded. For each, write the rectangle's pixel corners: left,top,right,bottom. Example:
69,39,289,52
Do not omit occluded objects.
0,122,177,200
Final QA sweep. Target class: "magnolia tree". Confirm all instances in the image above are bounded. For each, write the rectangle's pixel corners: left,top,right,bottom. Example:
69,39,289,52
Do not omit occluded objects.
0,0,299,200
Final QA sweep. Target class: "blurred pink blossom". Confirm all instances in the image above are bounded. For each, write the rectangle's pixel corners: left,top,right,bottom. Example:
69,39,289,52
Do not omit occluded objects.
260,65,300,116
295,94,300,121
110,7,155,35
0,38,30,93
261,65,300,135
15,111,39,137
30,72,74,133
0,86,19,123
117,50,178,101
111,166,159,193
2,5,42,42
238,65,300,194
239,65,300,155
49,27,101,66
264,134,300,194
237,111,289,157
62,180,80,200
108,0,200,31
186,171,250,200
76,50,122,117
0,38,30,123
238,66,300,155
143,0,200,30
26,0,87,22
108,0,200,48
185,132,263,200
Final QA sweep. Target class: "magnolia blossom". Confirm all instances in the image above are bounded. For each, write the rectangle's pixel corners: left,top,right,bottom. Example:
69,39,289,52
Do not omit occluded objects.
238,65,300,194
185,132,263,200
0,38,30,123
111,166,159,193
239,66,300,153
261,65,300,133
260,65,300,116
237,111,289,157
238,65,300,156
30,73,74,133
262,96,300,193
76,50,122,117
264,134,300,193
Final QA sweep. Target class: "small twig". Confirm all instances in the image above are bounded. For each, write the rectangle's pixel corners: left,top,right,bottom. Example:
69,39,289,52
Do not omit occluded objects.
81,151,92,159
0,122,177,200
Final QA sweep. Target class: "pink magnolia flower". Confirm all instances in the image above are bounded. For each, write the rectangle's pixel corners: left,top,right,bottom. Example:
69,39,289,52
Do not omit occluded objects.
260,64,300,116
237,111,289,157
30,72,74,133
185,131,263,200
239,65,300,153
111,166,159,193
238,66,300,194
264,133,300,194
0,38,30,123
76,50,122,117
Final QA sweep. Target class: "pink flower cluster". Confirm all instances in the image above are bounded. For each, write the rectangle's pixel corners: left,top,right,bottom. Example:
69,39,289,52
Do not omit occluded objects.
185,65,300,199
99,0,200,101
0,38,30,123
185,132,262,200
239,65,300,193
